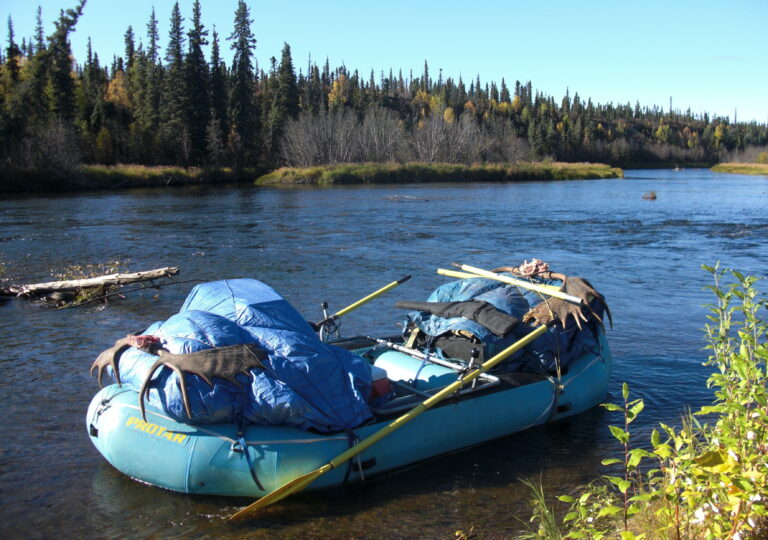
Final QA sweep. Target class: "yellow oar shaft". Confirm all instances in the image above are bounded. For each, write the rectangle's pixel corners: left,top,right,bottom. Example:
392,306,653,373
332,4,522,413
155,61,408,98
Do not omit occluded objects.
333,275,411,319
452,263,582,306
437,268,562,294
230,323,550,520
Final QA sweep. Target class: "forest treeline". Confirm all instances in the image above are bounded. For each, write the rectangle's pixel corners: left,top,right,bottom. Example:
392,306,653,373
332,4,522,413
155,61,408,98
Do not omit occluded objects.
1,0,767,174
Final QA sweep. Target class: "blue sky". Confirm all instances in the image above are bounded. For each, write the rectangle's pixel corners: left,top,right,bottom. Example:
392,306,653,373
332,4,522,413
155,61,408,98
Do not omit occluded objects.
2,0,767,123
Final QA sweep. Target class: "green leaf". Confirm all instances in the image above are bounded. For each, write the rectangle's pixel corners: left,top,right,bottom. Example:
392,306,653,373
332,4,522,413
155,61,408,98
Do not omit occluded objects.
601,403,623,412
622,382,629,400
597,505,623,518
619,530,638,540
629,493,656,502
563,511,578,523
629,400,645,419
628,451,643,469
731,476,753,492
695,449,724,467
601,458,622,466
606,475,632,494
651,428,660,447
609,425,630,444
696,405,726,415
557,495,575,503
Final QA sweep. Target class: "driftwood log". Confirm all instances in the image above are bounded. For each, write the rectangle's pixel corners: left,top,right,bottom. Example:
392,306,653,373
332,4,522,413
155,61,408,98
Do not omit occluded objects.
0,267,180,298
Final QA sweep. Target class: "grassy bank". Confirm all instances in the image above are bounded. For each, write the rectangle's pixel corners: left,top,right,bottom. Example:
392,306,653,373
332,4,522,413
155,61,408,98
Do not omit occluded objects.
0,161,622,194
0,164,265,194
255,162,623,185
711,162,768,176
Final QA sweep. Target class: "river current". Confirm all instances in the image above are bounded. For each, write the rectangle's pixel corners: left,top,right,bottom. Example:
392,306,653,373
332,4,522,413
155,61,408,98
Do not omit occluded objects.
1,168,766,538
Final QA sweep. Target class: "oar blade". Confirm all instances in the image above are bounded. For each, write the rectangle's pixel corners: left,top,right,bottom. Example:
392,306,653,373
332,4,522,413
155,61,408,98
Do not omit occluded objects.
229,466,326,522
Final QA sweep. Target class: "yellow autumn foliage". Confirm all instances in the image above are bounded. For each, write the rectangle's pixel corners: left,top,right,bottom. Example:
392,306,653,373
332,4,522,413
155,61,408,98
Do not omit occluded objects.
105,70,131,108
328,74,348,107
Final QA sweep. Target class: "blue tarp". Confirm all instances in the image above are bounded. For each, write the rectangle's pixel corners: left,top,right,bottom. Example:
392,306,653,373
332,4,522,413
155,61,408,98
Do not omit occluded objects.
114,279,373,432
404,275,603,372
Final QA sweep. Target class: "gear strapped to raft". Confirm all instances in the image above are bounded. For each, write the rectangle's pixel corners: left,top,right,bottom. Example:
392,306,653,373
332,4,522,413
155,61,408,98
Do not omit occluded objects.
394,300,519,337
91,279,373,432
400,262,610,373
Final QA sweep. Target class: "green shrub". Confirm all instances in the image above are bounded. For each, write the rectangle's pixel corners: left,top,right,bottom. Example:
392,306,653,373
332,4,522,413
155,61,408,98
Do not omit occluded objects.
521,264,768,539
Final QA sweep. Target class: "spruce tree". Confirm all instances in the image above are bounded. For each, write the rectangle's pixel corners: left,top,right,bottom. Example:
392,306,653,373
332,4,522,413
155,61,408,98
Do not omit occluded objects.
138,7,162,135
228,0,258,165
276,42,299,120
209,27,228,138
185,0,209,162
500,78,510,104
124,26,135,71
47,0,86,122
262,42,299,165
146,7,159,65
162,1,188,162
34,5,45,54
5,17,21,83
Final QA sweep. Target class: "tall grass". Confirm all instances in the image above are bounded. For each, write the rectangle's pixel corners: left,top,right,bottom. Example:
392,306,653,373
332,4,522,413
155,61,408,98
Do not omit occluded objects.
711,163,768,176
255,162,623,185
0,164,266,193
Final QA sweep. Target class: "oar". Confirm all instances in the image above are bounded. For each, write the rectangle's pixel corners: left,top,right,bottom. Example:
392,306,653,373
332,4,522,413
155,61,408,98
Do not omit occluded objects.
313,275,412,328
449,263,583,305
437,268,563,294
229,322,551,522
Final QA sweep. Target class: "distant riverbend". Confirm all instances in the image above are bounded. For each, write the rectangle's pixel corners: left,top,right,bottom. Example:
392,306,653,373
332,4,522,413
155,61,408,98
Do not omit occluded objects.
256,162,623,185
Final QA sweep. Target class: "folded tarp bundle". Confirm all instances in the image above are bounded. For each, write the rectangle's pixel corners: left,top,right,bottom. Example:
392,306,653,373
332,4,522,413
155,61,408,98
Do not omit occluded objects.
110,279,373,432
394,300,519,337
402,274,604,372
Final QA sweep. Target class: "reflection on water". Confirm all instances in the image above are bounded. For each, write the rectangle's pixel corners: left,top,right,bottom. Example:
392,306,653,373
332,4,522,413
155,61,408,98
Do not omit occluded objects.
1,169,766,538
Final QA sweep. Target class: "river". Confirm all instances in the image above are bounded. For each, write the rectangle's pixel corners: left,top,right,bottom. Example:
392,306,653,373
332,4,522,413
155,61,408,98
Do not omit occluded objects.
1,168,766,538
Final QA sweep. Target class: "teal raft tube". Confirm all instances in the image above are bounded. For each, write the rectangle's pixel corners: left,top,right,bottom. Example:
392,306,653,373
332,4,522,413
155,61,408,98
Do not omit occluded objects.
86,332,611,497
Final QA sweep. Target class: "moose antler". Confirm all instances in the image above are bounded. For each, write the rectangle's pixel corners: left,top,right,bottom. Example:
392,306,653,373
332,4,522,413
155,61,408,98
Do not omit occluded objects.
138,343,268,421
523,276,612,330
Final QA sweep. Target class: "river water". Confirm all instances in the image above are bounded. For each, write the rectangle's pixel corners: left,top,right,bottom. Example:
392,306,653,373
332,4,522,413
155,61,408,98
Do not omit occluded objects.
1,168,766,539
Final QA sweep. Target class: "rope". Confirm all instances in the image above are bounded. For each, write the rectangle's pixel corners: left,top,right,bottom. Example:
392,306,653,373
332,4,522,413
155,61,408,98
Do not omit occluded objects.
342,430,365,484
232,413,265,491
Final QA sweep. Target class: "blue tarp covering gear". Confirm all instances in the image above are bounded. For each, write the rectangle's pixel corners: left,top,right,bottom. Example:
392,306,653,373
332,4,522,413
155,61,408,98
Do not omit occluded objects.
113,279,373,432
403,275,603,372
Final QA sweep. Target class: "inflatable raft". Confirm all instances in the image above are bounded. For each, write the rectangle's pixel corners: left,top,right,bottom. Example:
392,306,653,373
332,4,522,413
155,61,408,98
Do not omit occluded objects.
86,331,611,497
86,265,613,507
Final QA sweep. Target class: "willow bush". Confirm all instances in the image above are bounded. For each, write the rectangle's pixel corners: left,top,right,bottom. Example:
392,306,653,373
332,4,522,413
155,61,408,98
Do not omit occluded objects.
521,264,767,539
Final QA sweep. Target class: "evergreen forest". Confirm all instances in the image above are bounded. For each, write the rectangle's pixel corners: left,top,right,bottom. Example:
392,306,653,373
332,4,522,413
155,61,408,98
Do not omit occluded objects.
2,0,767,175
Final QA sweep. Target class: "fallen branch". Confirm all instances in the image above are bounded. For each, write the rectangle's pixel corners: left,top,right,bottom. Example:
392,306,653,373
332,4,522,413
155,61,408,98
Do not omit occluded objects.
0,267,180,297
61,278,202,309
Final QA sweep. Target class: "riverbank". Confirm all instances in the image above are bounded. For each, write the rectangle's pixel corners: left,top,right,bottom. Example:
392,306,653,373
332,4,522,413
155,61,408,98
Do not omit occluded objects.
0,162,623,193
711,162,768,176
0,165,264,194
255,162,623,185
